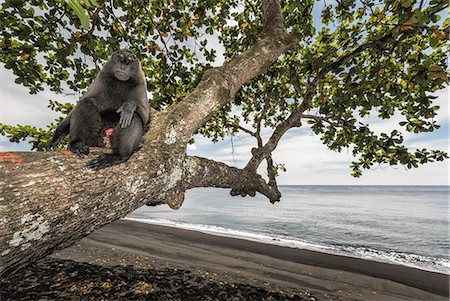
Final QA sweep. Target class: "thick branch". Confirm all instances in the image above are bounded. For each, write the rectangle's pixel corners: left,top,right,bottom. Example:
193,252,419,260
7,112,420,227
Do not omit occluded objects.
184,156,281,203
158,0,297,147
262,0,285,36
0,149,163,277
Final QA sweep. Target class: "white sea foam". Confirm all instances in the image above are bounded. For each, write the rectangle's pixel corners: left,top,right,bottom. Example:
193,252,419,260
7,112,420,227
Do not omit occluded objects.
124,217,449,274
124,217,330,250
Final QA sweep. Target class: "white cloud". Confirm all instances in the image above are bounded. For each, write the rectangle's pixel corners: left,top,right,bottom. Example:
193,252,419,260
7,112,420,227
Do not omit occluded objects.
1,66,74,128
271,130,448,185
359,86,449,141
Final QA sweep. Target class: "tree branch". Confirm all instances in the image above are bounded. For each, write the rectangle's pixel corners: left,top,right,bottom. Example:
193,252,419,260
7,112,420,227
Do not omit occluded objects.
266,155,278,189
242,21,425,174
158,0,297,147
225,123,256,137
86,7,101,71
184,156,281,203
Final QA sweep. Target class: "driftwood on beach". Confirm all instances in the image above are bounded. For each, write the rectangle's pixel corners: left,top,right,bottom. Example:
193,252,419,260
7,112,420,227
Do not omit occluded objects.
0,0,296,278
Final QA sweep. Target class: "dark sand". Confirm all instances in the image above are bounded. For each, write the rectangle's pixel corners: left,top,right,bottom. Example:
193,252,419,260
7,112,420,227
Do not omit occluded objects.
2,219,448,300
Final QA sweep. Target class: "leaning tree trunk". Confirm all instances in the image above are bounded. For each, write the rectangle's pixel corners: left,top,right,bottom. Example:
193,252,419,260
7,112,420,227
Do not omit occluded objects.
0,0,296,278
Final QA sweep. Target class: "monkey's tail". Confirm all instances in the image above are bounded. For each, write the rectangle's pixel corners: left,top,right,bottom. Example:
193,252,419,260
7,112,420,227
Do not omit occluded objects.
46,113,71,150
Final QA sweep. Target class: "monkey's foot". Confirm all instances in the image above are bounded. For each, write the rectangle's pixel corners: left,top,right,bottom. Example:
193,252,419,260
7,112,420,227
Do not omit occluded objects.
46,139,60,151
68,141,90,157
45,142,57,151
86,153,128,170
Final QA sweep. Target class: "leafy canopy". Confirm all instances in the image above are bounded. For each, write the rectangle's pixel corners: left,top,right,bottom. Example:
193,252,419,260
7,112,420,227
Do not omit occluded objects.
0,0,448,177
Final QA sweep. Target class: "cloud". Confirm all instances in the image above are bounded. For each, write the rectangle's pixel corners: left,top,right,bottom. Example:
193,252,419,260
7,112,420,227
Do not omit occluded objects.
271,131,448,185
1,66,74,128
188,134,254,168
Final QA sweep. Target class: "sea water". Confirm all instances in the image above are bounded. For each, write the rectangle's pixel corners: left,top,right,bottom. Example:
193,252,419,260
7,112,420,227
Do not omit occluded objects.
126,186,449,274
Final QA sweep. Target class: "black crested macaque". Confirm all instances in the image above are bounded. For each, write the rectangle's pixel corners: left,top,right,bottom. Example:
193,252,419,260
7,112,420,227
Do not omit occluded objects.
47,49,149,169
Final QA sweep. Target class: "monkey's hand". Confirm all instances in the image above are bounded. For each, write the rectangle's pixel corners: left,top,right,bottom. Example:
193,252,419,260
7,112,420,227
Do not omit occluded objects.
117,101,137,128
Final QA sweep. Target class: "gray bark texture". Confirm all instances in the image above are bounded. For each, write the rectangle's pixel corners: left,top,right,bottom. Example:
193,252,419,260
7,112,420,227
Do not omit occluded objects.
0,0,296,278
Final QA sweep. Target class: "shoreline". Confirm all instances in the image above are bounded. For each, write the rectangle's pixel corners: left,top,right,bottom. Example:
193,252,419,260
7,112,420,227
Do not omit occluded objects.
124,217,447,274
51,219,448,300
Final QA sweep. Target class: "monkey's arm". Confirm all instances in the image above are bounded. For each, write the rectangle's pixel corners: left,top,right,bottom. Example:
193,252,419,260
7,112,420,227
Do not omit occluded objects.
135,81,149,126
118,83,148,128
79,76,103,102
116,100,137,128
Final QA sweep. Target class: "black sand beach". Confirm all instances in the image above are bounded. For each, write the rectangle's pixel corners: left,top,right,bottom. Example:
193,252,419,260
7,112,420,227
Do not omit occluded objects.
1,219,448,300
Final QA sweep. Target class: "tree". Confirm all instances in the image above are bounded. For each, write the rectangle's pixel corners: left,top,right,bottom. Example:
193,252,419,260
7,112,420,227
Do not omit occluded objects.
0,0,448,278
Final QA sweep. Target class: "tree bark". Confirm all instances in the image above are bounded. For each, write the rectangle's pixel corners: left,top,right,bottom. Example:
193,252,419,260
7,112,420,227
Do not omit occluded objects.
0,0,296,278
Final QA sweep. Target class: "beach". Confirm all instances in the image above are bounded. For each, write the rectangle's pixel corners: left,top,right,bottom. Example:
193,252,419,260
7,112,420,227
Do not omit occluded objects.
1,219,448,300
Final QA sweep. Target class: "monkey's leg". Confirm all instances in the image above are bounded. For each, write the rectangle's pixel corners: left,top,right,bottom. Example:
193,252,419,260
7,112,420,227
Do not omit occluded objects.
87,113,143,170
113,113,143,157
69,101,104,157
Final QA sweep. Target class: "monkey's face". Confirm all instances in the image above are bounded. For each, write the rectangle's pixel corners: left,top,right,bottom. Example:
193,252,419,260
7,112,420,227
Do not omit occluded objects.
112,50,138,81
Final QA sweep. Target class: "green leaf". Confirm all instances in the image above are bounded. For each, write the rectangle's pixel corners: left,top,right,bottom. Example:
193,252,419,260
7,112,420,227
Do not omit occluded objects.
66,0,90,30
86,0,100,7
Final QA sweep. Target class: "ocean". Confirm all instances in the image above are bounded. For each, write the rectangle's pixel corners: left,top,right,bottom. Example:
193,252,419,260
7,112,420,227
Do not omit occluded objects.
126,185,449,274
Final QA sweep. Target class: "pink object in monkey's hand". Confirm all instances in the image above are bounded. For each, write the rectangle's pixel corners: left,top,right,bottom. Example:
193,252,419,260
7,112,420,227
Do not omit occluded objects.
105,128,114,136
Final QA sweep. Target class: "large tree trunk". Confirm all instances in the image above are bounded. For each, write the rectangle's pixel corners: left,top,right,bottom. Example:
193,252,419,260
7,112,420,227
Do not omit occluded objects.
0,0,296,278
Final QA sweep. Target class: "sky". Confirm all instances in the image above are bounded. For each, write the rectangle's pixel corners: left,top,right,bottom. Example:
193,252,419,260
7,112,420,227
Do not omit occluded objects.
1,0,449,186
